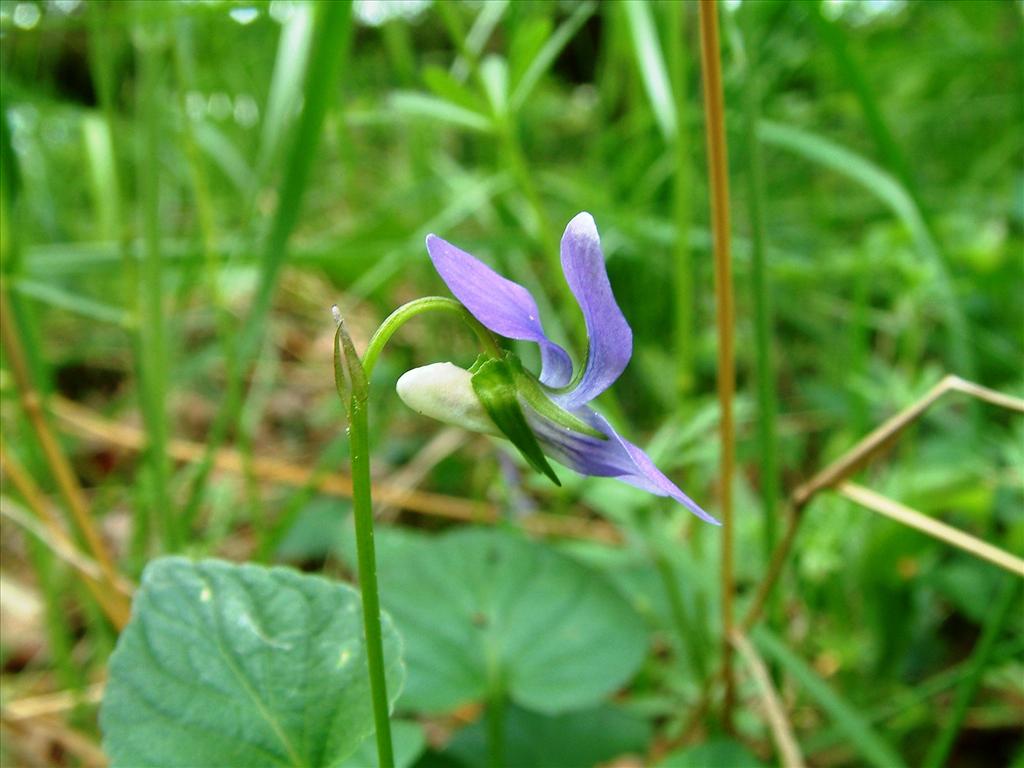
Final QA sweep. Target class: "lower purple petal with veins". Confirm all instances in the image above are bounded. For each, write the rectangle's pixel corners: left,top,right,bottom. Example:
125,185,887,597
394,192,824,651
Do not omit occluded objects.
525,405,719,525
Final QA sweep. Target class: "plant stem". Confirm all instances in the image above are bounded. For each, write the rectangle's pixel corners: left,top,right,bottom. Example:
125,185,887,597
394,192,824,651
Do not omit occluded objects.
347,389,395,768
653,546,708,681
0,442,130,628
738,1,781,628
698,0,736,730
0,293,125,605
667,0,695,396
363,296,502,378
135,6,176,551
486,688,506,768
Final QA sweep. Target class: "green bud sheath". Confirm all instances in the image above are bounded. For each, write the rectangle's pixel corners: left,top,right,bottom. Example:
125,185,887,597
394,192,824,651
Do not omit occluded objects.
333,307,368,415
470,356,562,487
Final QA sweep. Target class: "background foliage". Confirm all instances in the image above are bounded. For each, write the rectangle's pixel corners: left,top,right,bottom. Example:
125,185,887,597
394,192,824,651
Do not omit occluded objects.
1,1,1021,766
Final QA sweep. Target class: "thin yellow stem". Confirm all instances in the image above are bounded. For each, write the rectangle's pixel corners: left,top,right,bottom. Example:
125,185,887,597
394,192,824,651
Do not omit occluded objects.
0,291,123,595
49,395,622,545
840,482,1024,578
699,0,736,728
0,443,131,629
2,682,105,722
730,629,806,768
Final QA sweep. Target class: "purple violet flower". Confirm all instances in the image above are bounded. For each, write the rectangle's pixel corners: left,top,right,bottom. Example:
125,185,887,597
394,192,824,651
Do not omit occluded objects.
397,212,718,525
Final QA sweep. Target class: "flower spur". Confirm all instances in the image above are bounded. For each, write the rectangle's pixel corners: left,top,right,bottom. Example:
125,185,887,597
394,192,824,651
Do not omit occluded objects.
397,212,718,525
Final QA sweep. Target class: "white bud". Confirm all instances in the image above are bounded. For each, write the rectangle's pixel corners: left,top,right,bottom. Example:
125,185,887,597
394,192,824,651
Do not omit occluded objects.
396,363,498,436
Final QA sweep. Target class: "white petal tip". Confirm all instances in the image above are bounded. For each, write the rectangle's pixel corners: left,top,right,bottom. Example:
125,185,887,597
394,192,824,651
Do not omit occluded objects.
565,211,598,241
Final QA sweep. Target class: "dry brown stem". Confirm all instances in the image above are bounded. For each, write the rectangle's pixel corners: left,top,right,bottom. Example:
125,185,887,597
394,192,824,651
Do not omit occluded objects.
731,629,806,768
0,292,123,594
0,443,131,627
50,396,621,545
839,482,1024,577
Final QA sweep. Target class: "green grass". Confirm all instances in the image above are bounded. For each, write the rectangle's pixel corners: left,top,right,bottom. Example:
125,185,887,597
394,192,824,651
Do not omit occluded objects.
0,1,1021,767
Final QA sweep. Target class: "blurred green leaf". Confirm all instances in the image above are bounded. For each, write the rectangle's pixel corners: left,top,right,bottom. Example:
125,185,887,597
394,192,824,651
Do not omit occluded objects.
340,720,425,768
479,55,509,119
622,1,676,140
366,528,649,714
757,119,972,376
508,15,553,98
422,65,489,115
388,91,493,133
446,703,651,768
256,2,315,185
12,276,132,327
195,122,256,193
657,740,764,767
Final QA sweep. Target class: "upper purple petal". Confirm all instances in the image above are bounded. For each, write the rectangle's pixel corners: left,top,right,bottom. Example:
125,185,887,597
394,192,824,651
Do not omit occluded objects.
525,404,719,524
425,234,573,387
557,213,633,408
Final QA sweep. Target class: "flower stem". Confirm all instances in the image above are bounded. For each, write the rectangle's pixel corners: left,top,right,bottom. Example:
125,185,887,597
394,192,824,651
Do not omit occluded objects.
347,389,395,768
362,296,502,379
486,689,506,768
698,0,737,730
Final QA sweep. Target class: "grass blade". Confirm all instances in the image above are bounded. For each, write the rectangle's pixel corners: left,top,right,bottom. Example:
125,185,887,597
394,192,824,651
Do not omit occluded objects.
135,3,176,550
509,1,597,111
255,2,314,188
623,0,677,141
666,0,695,395
924,576,1020,768
737,1,781,606
757,119,972,378
754,627,908,768
12,277,132,327
389,91,494,133
180,1,354,531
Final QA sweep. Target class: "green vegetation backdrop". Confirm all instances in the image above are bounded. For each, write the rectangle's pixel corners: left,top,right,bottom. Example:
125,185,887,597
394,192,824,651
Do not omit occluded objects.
1,1,1021,767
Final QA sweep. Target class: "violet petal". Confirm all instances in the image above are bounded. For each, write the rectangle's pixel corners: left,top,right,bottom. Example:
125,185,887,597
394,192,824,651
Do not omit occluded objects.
426,234,573,387
526,404,718,524
556,212,633,408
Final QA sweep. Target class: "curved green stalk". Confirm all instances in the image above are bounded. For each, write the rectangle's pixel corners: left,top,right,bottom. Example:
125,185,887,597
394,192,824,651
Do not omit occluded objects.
362,296,502,378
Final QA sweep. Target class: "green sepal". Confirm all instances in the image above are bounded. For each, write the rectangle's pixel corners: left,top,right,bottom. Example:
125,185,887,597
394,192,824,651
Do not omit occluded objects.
505,354,608,441
471,356,561,487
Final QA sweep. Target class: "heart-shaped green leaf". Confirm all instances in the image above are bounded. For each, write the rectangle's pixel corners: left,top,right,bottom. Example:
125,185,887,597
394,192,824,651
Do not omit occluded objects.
369,527,649,714
100,557,404,768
